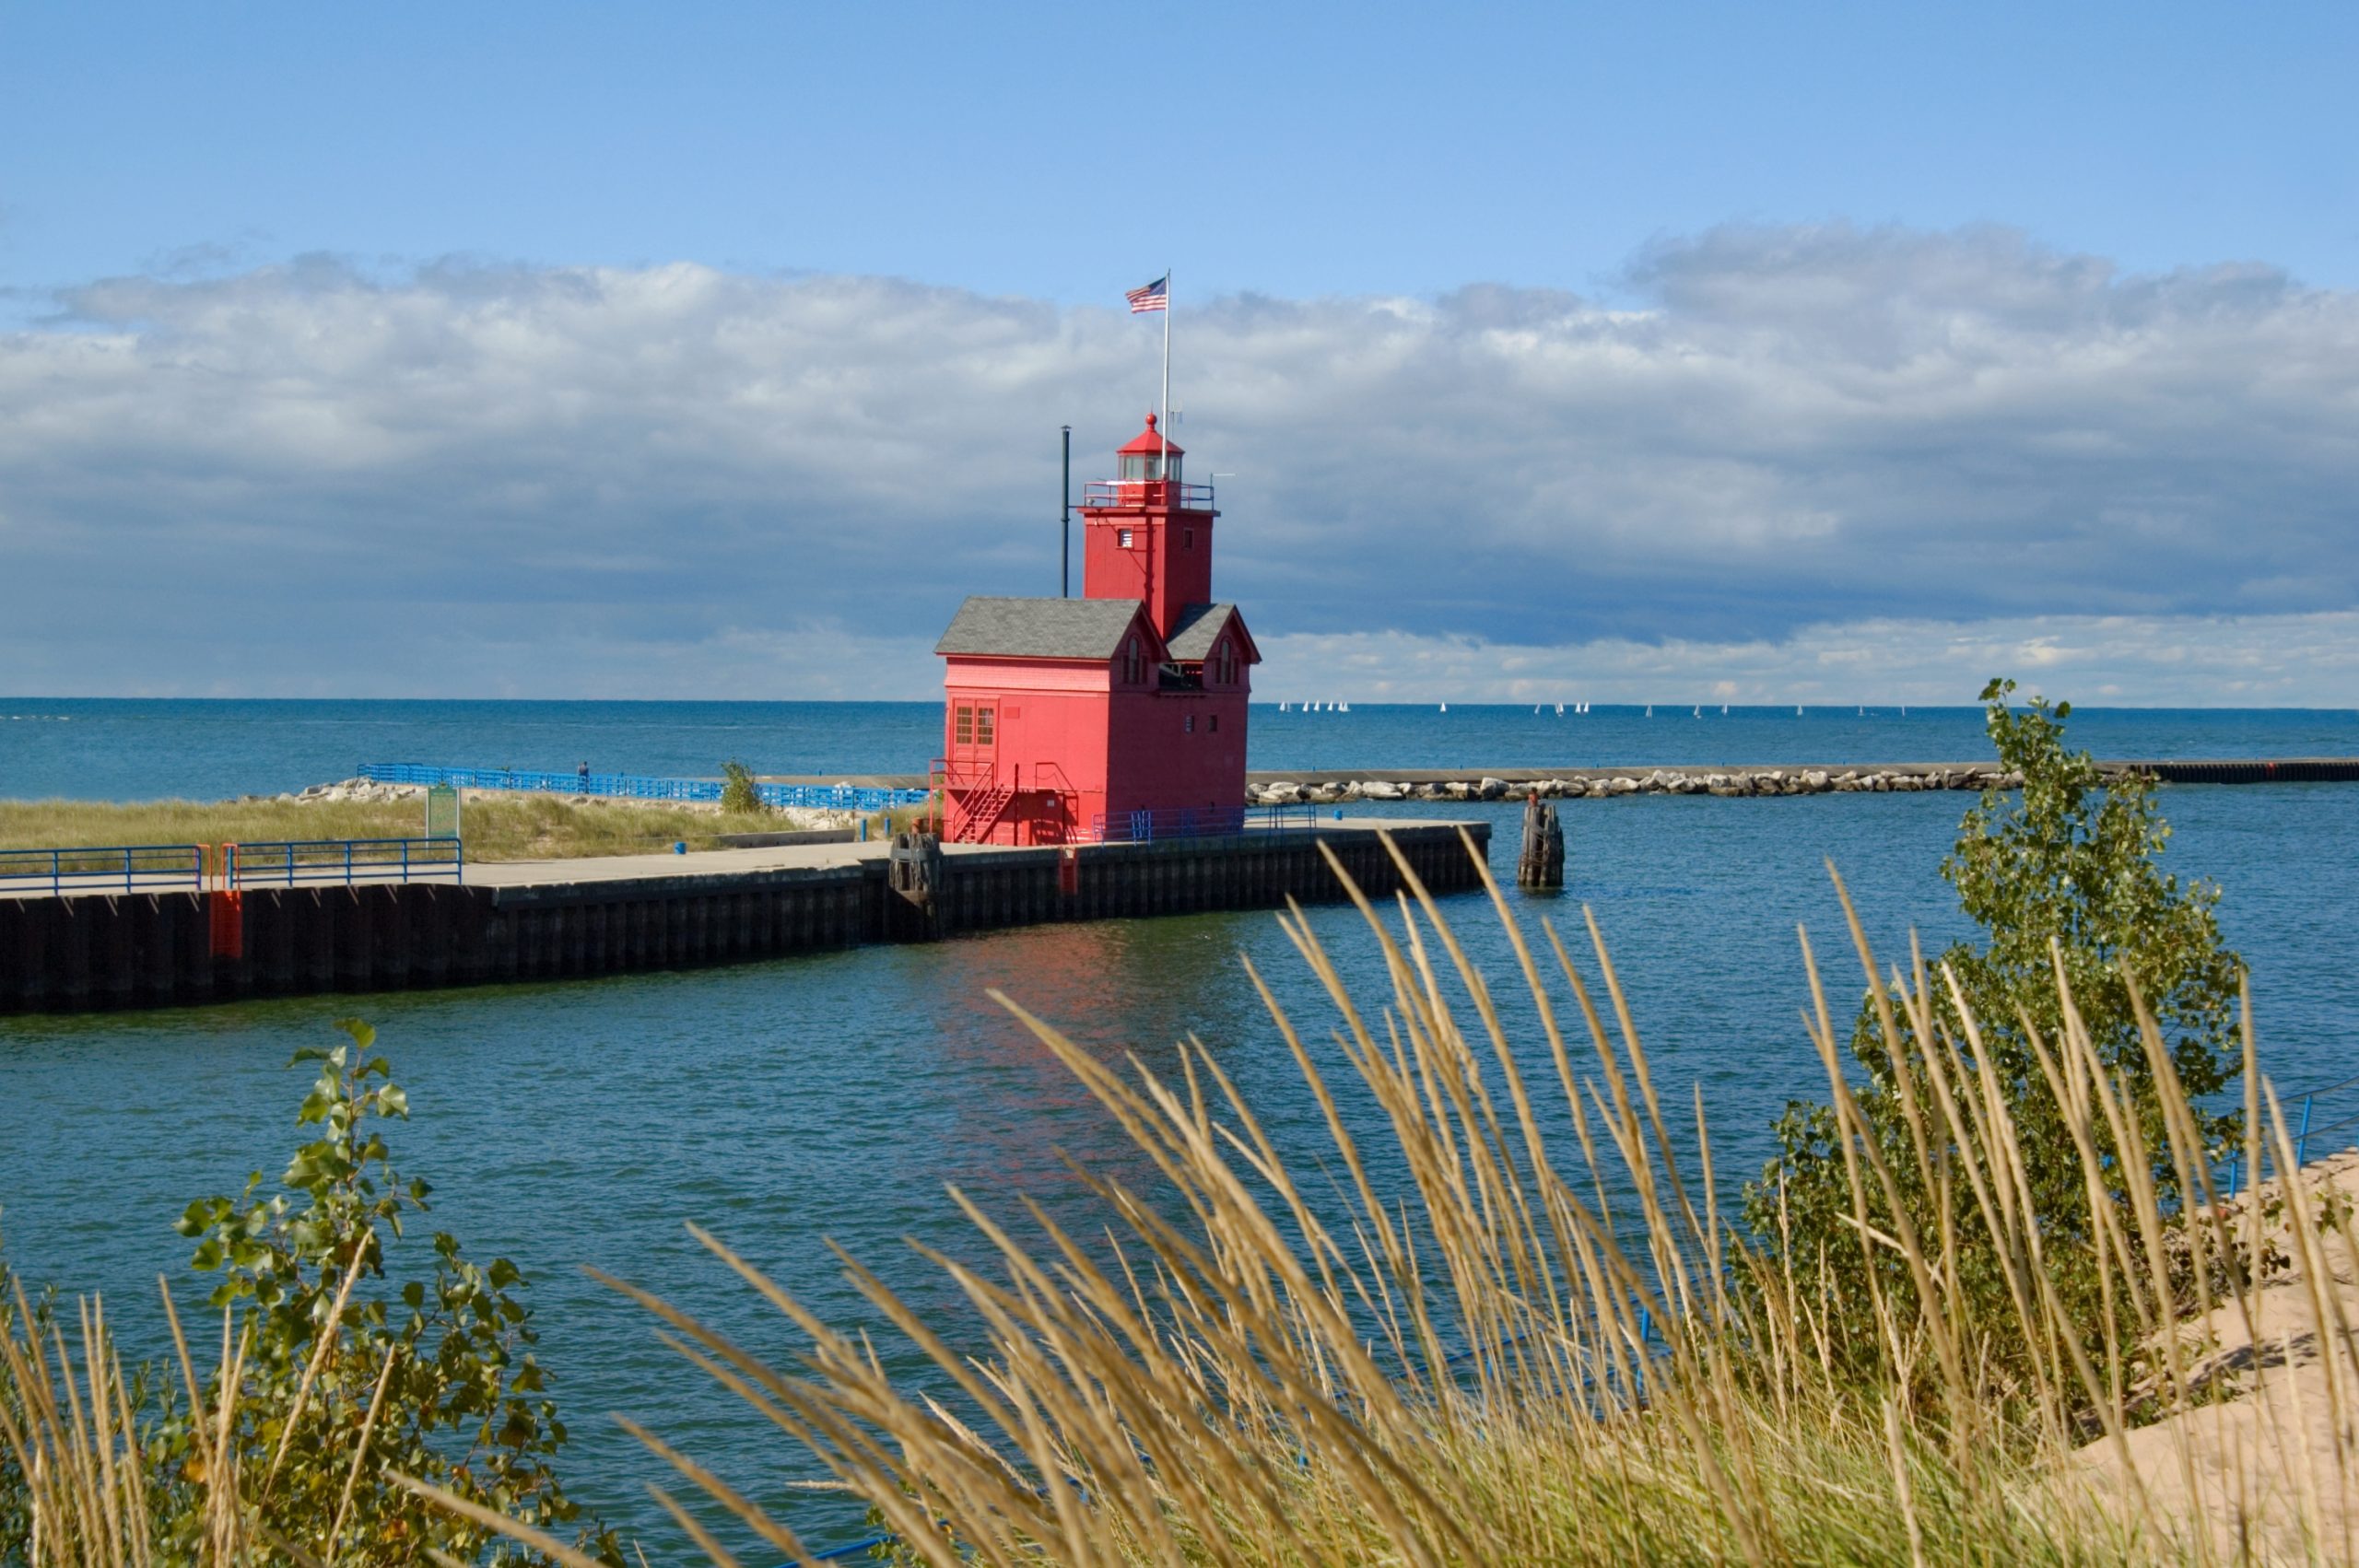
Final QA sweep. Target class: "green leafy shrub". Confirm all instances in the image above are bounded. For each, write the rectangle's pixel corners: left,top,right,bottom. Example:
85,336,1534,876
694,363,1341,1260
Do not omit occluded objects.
150,1021,620,1565
719,760,765,816
1743,678,2247,1402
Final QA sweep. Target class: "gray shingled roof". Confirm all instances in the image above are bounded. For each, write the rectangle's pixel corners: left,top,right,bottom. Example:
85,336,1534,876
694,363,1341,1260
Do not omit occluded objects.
1165,603,1243,661
934,596,1150,660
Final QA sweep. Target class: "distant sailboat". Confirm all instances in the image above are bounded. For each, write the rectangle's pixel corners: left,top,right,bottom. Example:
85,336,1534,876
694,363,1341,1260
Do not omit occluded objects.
1693,705,1701,719
1339,701,1350,712
1721,704,1728,715
1439,702,1448,713
1796,705,1803,717
1645,705,1653,718
1555,703,1564,716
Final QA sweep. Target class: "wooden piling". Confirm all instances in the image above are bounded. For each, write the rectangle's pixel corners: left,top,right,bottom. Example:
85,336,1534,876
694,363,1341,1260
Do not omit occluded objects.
1517,793,1565,890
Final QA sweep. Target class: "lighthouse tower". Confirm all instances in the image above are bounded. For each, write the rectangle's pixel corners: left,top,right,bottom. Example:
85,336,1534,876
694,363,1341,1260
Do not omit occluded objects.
1079,413,1213,638
932,415,1260,845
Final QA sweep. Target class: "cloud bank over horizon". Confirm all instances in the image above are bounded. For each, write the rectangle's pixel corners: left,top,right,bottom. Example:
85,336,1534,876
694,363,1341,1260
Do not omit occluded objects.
5,223,2355,704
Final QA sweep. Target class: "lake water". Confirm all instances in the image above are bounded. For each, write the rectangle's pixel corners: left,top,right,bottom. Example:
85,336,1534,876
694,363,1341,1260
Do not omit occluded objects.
2,701,2355,1557
6,697,2359,801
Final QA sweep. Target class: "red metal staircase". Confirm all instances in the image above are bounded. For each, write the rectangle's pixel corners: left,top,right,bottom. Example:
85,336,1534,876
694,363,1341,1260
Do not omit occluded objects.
952,779,1016,843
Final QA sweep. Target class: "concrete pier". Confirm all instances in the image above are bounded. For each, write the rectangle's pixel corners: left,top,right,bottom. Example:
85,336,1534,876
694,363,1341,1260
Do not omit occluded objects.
0,818,1490,1015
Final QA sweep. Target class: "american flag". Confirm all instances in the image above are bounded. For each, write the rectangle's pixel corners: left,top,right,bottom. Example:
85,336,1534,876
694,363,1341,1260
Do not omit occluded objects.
1125,275,1168,313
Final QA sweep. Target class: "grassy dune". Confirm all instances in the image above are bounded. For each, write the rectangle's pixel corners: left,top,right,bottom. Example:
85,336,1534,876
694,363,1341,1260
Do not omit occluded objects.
0,794,847,862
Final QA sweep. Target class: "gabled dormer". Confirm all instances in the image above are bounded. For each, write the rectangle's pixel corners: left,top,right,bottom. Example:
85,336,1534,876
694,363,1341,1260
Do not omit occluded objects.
1162,603,1260,691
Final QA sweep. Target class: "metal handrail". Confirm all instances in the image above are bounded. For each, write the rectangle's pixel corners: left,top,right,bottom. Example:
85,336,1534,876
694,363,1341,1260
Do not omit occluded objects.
1086,802,1316,844
361,763,928,813
0,844,205,895
1080,478,1217,510
229,838,464,889
2218,1071,2359,1197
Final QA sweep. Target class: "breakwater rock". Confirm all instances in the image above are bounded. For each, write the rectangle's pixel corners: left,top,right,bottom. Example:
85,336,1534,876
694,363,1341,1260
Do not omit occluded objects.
231,778,424,805
1248,765,2027,806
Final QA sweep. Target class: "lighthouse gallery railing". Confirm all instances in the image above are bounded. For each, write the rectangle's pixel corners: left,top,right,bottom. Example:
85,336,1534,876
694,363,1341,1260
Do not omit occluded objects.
1080,479,1217,509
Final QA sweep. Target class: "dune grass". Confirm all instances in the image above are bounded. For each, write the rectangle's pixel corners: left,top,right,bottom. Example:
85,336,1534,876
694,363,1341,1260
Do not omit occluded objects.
0,794,856,863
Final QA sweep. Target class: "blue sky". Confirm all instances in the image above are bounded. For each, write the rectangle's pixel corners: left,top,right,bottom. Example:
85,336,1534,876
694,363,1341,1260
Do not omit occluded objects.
3,1,2356,701
8,1,2353,305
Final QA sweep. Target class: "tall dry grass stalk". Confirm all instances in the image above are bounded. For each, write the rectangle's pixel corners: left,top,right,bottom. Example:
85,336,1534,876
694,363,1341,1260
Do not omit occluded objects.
0,1278,253,1566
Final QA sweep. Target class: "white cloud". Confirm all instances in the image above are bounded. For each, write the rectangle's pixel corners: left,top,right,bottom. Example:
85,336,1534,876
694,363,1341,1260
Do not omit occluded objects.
1,225,2355,699
1255,613,2359,707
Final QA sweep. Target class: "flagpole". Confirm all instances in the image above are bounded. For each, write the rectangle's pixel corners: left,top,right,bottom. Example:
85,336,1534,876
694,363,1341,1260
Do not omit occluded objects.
1159,267,1171,484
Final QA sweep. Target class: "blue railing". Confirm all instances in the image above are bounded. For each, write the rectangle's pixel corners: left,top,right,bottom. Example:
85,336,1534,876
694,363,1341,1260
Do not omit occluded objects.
2221,1071,2359,1196
361,763,930,814
1087,802,1318,844
229,838,464,888
0,844,205,895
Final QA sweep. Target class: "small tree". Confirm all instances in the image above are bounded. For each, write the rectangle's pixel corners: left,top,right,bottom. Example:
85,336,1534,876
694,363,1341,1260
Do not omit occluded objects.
1743,679,2244,1398
157,1022,621,1564
720,760,766,816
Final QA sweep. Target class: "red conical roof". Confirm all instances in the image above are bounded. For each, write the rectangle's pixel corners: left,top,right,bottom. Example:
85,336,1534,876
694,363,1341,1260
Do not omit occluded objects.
1116,412,1184,458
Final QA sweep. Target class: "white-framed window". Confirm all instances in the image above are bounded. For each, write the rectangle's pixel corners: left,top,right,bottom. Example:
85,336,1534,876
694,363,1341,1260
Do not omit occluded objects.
1184,714,1195,734
1118,528,1134,548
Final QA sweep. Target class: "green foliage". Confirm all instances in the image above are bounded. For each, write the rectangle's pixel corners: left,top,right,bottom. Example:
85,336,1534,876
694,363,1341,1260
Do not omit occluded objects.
719,760,766,816
1743,679,2246,1399
150,1021,621,1565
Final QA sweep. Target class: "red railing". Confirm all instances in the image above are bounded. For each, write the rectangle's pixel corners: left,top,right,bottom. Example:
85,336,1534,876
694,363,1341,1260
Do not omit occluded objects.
1080,479,1216,510
932,760,1086,845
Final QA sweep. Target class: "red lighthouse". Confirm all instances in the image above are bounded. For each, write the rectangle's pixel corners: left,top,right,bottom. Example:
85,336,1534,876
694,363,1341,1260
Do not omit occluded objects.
933,414,1260,844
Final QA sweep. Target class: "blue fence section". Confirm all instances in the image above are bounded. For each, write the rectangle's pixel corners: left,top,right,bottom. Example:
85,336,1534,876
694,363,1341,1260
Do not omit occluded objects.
361,763,930,814
1088,802,1320,844
230,838,464,888
2222,1071,2359,1197
0,844,205,895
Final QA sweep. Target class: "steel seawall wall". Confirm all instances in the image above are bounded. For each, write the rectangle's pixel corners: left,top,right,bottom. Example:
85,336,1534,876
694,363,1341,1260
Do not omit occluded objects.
1,824,1492,1014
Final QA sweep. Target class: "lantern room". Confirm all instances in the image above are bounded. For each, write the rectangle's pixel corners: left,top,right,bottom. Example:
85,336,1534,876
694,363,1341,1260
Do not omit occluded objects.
1115,416,1183,485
